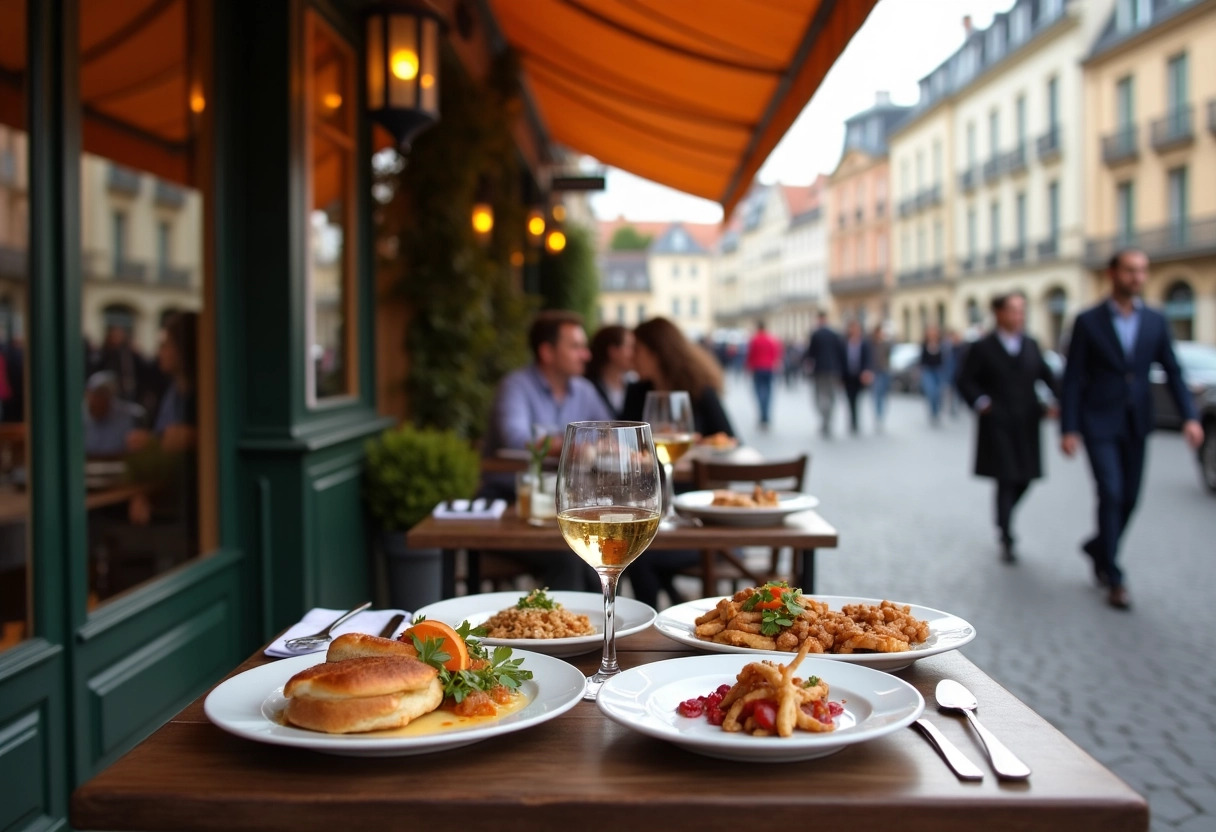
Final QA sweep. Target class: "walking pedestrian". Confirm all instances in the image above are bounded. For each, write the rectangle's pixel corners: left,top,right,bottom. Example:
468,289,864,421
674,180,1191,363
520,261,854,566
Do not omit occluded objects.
944,329,964,419
956,292,1059,563
919,324,947,425
745,320,782,429
804,312,843,437
870,323,892,431
841,320,873,435
1059,249,1204,610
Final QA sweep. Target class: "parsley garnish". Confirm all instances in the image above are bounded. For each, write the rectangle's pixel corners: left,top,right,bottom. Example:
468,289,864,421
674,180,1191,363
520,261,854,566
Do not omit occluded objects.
410,619,533,703
740,581,805,636
804,675,822,688
517,588,558,610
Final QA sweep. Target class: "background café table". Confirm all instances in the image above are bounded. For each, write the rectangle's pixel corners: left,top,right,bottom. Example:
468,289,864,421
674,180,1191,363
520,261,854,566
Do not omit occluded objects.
70,628,1147,832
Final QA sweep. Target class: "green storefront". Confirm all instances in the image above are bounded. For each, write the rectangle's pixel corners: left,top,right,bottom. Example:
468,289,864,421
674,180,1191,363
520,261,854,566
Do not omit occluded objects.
0,0,486,824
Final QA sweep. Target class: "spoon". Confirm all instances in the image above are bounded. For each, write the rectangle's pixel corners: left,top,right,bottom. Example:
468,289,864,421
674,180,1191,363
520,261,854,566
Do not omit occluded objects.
282,601,372,653
936,679,1031,780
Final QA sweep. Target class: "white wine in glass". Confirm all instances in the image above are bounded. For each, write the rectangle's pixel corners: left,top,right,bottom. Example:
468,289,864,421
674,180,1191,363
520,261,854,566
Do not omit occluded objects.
642,390,695,527
557,421,661,700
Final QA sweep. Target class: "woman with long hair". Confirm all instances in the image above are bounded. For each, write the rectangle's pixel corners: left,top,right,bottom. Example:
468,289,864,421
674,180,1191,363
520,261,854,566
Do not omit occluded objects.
585,324,634,418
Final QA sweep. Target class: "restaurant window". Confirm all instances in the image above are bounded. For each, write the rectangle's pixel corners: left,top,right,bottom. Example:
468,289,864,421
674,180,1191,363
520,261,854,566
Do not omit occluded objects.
79,0,211,606
1163,281,1194,341
306,11,358,403
0,0,30,651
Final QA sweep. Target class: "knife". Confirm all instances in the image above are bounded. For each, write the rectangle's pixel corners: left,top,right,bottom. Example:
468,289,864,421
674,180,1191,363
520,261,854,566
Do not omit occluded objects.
912,718,985,781
378,613,406,639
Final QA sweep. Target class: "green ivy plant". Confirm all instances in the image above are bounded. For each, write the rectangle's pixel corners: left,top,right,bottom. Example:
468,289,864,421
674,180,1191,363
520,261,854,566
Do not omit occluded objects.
538,223,599,330
364,424,480,532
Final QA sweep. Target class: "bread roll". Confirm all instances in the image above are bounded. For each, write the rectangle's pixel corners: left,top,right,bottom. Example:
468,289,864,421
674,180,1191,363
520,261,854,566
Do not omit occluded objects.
285,678,443,734
326,632,419,663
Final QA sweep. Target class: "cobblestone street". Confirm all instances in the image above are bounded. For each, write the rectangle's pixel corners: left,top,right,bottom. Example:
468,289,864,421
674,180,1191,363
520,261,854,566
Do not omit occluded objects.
700,374,1216,831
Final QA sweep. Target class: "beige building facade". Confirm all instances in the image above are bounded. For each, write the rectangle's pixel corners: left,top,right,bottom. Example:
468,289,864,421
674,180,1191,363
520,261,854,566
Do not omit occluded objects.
1083,0,1216,343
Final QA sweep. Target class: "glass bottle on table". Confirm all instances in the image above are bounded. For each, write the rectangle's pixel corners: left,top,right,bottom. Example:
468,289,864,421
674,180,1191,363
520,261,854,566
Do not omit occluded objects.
641,390,695,528
556,421,661,700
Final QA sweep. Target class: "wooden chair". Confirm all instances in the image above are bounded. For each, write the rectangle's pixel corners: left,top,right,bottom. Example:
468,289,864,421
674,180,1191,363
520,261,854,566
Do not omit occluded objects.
684,454,810,598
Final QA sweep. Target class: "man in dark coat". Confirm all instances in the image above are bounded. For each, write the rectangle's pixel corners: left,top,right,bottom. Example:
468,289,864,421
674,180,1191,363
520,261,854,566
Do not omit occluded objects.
956,291,1058,564
1060,249,1203,610
804,312,843,437
840,319,873,435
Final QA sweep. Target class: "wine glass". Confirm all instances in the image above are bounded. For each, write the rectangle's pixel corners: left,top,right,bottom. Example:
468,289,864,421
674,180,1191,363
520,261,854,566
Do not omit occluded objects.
557,421,661,700
641,390,695,528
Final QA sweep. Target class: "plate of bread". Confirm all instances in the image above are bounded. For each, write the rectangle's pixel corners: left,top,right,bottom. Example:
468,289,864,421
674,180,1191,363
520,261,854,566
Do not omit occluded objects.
205,632,585,756
672,489,819,526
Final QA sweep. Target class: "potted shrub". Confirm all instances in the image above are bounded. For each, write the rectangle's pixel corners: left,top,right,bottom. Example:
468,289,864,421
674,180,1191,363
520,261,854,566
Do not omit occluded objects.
364,424,480,611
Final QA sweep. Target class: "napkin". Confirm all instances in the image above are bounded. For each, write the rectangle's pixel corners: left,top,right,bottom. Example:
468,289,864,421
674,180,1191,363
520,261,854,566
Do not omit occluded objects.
432,498,508,520
264,607,412,658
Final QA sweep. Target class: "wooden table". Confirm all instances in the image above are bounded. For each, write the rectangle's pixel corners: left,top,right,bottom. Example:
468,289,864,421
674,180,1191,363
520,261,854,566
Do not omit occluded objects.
407,506,839,598
70,629,1147,832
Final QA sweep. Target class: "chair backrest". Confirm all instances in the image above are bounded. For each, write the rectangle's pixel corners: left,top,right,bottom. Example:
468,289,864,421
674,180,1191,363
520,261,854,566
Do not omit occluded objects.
692,454,809,492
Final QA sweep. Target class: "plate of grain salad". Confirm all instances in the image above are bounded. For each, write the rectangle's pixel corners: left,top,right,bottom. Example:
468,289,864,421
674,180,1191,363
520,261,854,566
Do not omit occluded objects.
412,589,657,658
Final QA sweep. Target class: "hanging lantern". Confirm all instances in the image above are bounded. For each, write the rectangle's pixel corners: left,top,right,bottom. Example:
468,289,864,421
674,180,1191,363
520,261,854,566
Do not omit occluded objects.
366,2,443,150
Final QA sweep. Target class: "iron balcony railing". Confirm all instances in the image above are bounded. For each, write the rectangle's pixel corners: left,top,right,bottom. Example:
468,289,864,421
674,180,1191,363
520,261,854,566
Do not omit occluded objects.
1150,105,1194,152
157,265,192,287
1085,216,1216,268
984,250,1000,270
1008,243,1027,265
958,167,978,193
898,198,916,217
1038,237,1059,260
112,259,147,283
154,181,187,209
896,269,924,286
107,164,141,195
1037,126,1061,161
917,184,942,210
833,272,886,295
961,255,976,274
1004,143,1028,175
982,155,1003,184
924,264,944,283
1101,124,1138,165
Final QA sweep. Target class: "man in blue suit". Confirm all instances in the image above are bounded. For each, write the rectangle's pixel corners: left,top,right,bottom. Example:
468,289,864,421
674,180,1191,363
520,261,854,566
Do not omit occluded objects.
1060,249,1203,609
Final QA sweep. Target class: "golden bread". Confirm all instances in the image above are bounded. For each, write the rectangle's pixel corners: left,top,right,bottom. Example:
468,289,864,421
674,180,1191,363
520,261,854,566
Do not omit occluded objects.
284,656,438,700
284,677,443,733
326,632,420,662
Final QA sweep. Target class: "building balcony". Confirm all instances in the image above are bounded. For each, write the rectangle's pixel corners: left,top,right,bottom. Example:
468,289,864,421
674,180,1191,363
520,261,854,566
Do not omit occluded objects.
1150,105,1194,153
1037,126,1061,162
157,265,192,287
897,265,946,287
113,259,148,283
924,264,944,283
1004,143,1028,175
982,155,1003,184
1101,125,1138,166
107,164,141,195
154,180,187,209
896,268,923,286
1209,99,1216,137
958,167,978,193
1007,243,1027,265
917,184,942,210
961,255,976,274
0,244,27,279
1037,237,1059,261
832,272,886,296
898,197,916,217
1085,216,1216,268
984,250,1000,270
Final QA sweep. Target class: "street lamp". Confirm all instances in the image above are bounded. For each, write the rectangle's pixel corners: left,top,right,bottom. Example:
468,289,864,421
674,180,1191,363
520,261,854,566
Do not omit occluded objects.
365,1,443,150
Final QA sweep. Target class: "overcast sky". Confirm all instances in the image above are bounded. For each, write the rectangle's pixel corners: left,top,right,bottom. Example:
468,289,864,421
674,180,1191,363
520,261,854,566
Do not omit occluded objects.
588,0,1016,224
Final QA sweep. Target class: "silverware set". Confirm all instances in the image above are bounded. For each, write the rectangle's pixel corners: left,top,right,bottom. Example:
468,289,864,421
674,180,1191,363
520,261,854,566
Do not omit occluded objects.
913,678,1032,782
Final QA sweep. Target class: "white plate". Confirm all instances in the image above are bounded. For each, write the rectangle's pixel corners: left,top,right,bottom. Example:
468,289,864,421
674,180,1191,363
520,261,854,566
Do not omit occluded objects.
204,650,585,757
597,654,924,762
411,591,657,658
654,595,976,673
672,490,820,526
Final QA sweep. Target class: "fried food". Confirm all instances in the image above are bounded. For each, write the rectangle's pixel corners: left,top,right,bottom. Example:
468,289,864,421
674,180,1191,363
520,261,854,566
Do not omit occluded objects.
719,639,837,737
693,583,930,656
710,485,780,508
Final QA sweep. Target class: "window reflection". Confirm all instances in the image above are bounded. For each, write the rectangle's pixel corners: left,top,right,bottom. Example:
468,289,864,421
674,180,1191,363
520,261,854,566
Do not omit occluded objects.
308,13,356,401
0,0,29,652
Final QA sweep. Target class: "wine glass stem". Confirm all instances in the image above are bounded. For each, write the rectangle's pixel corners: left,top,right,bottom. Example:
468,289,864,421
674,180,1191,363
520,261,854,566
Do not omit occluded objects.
662,461,676,521
597,571,619,678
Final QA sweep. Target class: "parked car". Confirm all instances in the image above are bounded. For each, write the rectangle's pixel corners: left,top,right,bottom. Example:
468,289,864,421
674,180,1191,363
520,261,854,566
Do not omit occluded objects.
1196,387,1216,494
889,342,921,392
1150,341,1216,429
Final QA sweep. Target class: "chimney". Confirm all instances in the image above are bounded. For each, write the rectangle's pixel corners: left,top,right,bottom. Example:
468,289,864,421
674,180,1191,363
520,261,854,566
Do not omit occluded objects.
875,90,891,106
963,15,973,36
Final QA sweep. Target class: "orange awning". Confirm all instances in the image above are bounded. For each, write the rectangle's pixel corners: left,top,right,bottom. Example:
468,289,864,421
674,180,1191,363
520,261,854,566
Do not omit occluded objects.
485,0,877,217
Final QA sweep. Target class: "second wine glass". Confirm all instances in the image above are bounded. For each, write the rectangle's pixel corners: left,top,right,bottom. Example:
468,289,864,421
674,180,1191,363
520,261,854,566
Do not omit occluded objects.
641,390,695,527
556,421,661,700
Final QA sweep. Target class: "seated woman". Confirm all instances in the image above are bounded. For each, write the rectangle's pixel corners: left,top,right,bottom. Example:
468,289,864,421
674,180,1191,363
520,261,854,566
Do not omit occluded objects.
622,317,736,608
585,324,634,418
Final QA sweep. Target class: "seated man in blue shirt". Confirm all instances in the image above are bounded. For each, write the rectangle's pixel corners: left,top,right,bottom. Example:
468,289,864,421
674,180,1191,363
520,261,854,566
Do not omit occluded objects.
480,310,613,590
84,371,146,457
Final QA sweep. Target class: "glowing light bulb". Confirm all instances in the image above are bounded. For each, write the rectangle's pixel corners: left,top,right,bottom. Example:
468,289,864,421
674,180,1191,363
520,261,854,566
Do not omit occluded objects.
322,92,343,110
551,204,567,222
420,73,435,90
190,92,206,114
546,230,567,253
472,204,494,234
527,213,546,238
391,49,419,81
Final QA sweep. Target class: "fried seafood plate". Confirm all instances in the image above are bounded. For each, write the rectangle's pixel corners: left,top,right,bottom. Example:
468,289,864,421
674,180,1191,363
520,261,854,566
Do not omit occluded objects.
709,484,780,508
693,583,930,654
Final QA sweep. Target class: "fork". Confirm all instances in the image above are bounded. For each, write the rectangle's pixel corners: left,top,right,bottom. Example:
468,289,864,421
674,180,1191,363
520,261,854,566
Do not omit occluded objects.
282,601,372,653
